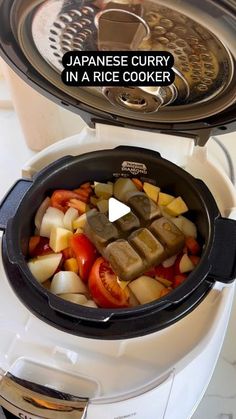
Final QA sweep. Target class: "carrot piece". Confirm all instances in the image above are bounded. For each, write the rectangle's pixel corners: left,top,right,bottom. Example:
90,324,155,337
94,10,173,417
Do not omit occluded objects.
185,237,201,255
132,178,143,191
160,287,172,297
28,236,40,256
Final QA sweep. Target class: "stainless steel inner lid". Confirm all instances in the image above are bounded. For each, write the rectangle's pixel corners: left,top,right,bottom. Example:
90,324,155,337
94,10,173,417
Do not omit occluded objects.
12,0,236,122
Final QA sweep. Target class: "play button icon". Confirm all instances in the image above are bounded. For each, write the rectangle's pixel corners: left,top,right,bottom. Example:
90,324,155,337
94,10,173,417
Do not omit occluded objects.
108,197,131,222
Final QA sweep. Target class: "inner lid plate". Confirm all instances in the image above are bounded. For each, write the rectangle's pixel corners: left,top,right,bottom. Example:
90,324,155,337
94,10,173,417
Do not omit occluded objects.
10,0,236,123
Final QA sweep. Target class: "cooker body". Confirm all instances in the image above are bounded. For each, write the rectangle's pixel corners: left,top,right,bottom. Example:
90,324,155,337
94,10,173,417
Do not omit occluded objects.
0,146,236,339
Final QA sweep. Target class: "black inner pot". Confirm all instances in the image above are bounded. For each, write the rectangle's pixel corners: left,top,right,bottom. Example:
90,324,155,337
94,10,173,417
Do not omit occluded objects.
2,146,221,339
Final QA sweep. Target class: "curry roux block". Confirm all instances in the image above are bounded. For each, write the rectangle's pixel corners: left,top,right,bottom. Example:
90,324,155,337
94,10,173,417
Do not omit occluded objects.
129,228,165,266
150,217,185,255
85,212,118,253
106,239,144,281
115,211,140,233
128,193,161,222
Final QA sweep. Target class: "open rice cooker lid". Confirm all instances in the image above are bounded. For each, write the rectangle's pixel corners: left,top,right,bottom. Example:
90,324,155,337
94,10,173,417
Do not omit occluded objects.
0,0,236,142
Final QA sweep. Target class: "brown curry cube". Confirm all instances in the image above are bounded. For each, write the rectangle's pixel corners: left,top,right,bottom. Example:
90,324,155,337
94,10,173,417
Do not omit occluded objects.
115,211,140,233
129,228,165,266
106,239,144,281
150,217,185,255
85,212,119,253
128,193,161,222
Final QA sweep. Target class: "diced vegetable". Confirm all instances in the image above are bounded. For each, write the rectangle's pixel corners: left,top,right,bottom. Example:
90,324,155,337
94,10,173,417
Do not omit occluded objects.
185,237,201,255
34,197,51,230
84,300,98,308
189,255,201,266
51,190,83,212
165,197,188,216
28,236,40,256
128,276,165,304
63,207,79,231
156,277,172,287
50,271,88,295
172,216,197,239
49,227,73,253
132,178,143,191
162,255,177,268
27,253,62,283
155,265,175,282
70,234,97,282
68,199,88,214
158,192,174,206
40,207,64,238
179,254,195,273
94,182,113,199
143,182,160,202
29,236,53,257
61,293,88,304
114,178,138,202
160,287,172,297
72,209,97,230
173,274,187,288
64,257,79,274
97,199,109,213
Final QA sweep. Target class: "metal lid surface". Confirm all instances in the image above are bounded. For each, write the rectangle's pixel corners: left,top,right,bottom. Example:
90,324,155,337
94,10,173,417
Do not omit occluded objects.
0,0,236,135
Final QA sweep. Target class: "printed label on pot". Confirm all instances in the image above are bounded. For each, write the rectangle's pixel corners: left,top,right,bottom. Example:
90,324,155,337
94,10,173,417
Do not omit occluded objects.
121,161,147,175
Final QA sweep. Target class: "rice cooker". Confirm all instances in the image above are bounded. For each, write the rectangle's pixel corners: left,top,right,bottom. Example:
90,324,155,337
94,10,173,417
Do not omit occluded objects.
0,1,236,418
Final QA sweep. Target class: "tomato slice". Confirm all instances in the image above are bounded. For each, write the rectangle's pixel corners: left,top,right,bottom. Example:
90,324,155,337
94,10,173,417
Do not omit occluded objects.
155,265,175,282
70,233,97,282
51,190,84,212
88,258,129,308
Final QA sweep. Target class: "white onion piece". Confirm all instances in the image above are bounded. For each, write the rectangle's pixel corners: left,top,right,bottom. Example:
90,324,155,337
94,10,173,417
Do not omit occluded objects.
61,293,88,304
34,197,51,231
162,255,177,268
28,253,62,284
51,271,88,295
84,300,98,308
63,207,79,231
179,254,195,273
40,207,64,238
129,276,165,305
172,216,197,239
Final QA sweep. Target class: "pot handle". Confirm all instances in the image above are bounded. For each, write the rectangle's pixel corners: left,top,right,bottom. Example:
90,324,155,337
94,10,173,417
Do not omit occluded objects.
0,179,33,231
209,217,236,283
115,145,162,159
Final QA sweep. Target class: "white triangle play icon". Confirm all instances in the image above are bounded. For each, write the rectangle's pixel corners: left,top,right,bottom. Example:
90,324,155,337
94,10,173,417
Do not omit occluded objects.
108,197,131,222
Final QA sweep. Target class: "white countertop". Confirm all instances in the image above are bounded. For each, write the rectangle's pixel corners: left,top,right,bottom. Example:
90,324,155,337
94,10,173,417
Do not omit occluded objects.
0,87,236,419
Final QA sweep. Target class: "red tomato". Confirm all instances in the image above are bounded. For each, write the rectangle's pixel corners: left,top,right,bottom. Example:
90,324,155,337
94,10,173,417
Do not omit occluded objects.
155,265,175,282
29,236,53,257
70,234,97,282
173,274,187,288
88,258,129,308
51,190,84,212
185,237,201,255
